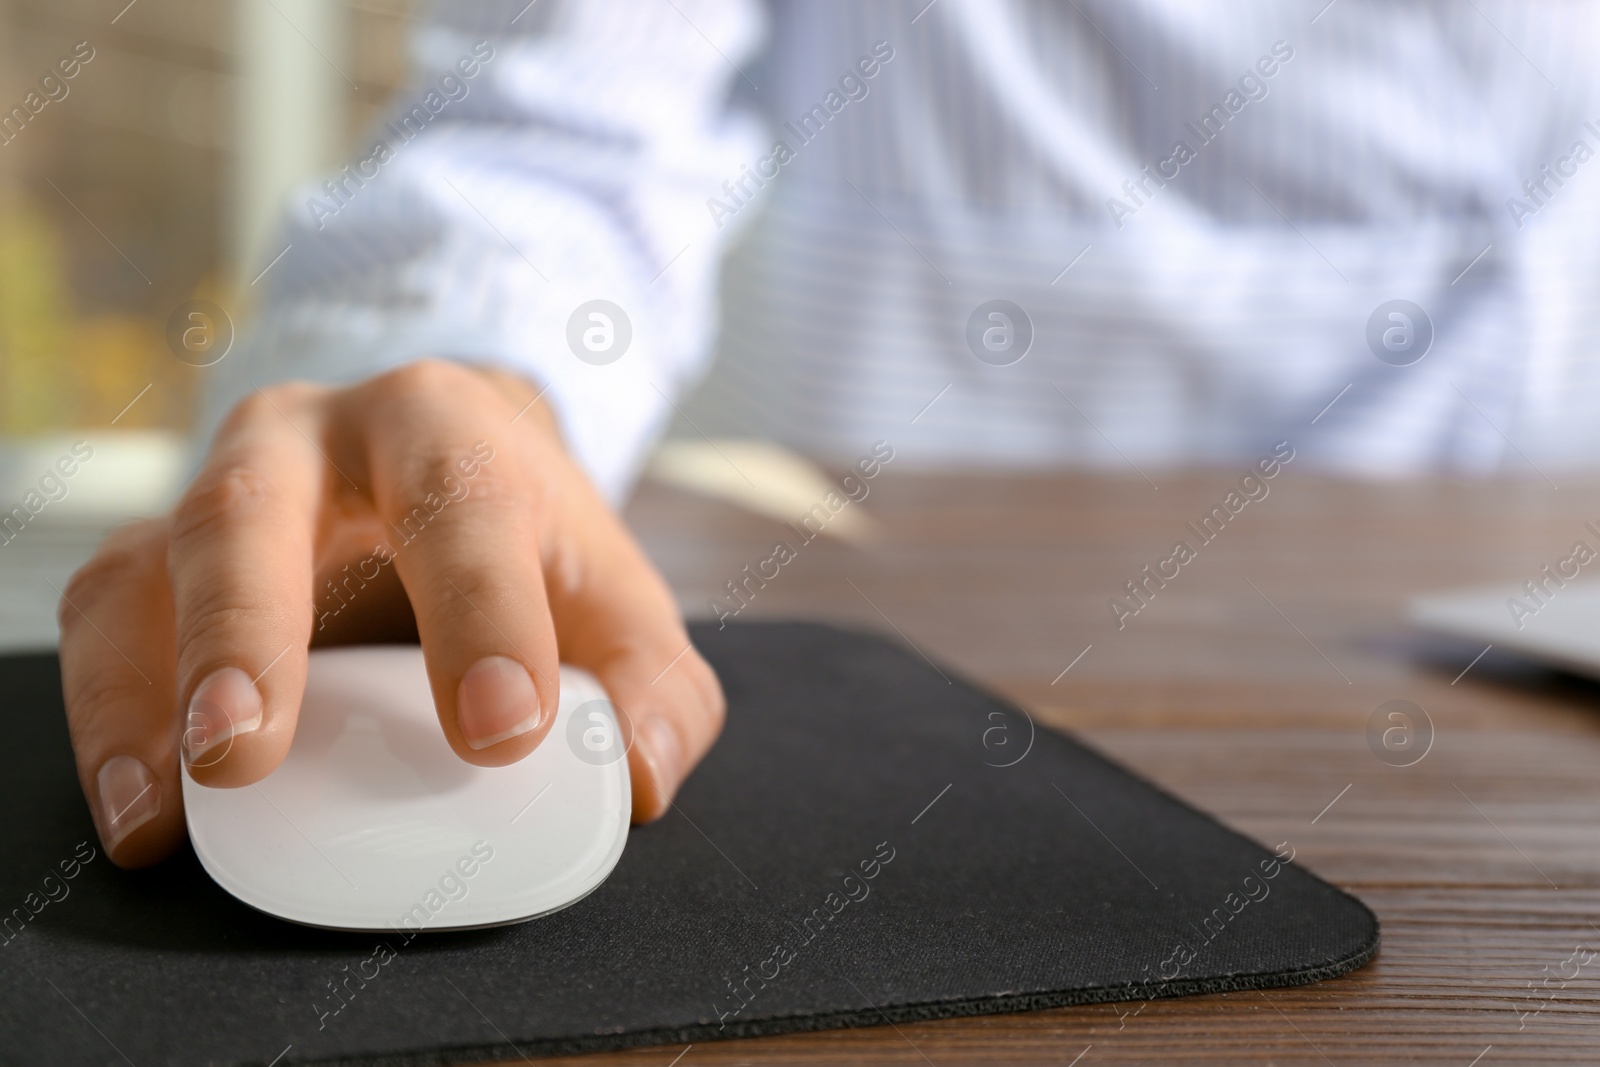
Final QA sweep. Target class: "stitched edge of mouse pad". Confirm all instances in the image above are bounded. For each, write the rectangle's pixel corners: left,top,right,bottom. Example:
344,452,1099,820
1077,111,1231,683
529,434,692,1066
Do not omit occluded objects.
0,620,1378,1067
305,949,1381,1067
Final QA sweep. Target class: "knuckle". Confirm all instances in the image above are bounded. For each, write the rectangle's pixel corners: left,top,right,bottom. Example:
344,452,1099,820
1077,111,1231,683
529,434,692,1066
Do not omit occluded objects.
170,466,279,546
390,451,534,528
174,598,246,648
63,668,154,749
57,523,162,631
433,565,521,620
368,358,472,403
446,454,531,509
219,380,318,432
171,595,277,661
59,555,130,631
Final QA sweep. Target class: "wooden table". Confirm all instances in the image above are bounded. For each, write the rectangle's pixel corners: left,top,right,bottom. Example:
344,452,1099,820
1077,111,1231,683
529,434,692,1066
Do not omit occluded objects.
515,468,1600,1065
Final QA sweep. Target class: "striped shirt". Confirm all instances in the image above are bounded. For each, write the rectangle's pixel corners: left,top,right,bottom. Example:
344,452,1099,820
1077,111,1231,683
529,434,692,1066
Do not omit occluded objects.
210,0,1600,502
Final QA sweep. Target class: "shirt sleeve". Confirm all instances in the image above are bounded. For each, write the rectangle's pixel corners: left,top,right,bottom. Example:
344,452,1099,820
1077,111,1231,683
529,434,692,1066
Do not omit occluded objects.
201,0,768,503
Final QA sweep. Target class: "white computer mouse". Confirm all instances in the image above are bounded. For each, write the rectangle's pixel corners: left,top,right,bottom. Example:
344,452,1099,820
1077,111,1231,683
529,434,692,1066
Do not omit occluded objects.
182,646,630,932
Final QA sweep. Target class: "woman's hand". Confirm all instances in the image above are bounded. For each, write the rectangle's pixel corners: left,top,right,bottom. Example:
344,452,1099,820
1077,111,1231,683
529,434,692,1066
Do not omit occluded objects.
57,360,724,868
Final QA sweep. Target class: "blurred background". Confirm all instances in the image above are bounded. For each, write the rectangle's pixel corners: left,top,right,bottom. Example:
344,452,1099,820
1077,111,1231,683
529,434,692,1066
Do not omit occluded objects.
0,0,415,645
0,0,416,434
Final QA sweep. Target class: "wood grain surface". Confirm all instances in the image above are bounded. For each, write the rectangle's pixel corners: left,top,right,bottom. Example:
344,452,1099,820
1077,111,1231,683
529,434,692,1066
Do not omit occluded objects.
499,467,1600,1065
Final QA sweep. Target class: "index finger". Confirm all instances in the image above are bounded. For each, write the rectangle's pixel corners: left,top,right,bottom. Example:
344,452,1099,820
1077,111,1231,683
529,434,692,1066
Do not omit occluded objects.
167,388,325,786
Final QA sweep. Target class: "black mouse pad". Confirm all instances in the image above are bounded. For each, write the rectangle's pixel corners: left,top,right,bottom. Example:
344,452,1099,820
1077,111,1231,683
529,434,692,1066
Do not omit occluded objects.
0,621,1376,1066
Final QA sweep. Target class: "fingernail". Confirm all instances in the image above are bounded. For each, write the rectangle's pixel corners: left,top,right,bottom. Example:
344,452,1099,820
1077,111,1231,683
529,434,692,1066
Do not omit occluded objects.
637,715,684,797
458,656,543,750
183,667,264,767
98,755,159,848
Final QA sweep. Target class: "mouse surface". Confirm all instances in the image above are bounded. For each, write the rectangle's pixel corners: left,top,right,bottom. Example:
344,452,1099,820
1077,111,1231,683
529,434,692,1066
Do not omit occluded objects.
182,646,631,932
